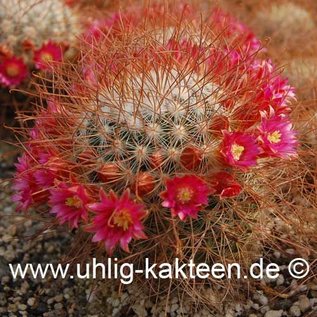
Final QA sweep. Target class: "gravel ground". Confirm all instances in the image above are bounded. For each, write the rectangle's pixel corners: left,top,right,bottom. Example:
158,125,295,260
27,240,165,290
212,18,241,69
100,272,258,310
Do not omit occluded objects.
1,142,317,317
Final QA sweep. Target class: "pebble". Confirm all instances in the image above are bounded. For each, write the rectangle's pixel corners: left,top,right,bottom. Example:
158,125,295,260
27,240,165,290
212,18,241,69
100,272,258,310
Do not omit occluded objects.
27,297,36,306
171,303,179,312
259,295,269,306
2,234,13,243
298,295,310,312
1,275,10,284
54,303,63,310
18,304,27,311
47,298,55,305
286,249,295,255
260,306,270,314
264,310,283,317
112,298,120,307
4,250,15,262
289,305,301,317
252,303,260,310
310,283,317,291
55,294,64,302
276,274,285,286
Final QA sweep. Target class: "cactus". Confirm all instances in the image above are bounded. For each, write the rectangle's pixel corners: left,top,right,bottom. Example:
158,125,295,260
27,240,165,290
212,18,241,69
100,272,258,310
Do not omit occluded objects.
0,0,80,87
12,2,310,308
254,2,315,51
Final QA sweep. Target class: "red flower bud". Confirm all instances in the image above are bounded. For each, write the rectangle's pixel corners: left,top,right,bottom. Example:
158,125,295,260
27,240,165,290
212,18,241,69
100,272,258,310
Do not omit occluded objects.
209,115,229,136
98,163,121,183
134,172,155,196
78,149,98,166
210,171,242,199
180,146,202,170
149,151,164,169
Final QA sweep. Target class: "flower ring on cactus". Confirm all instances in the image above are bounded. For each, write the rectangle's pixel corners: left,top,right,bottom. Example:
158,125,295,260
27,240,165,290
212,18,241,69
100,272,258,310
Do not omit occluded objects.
12,3,300,263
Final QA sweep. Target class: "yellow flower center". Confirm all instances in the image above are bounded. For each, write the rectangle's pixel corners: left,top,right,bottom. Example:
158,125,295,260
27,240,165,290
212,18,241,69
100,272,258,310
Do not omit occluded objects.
113,209,133,231
267,130,281,144
6,64,20,77
65,196,82,209
231,143,245,161
40,52,53,62
176,187,194,204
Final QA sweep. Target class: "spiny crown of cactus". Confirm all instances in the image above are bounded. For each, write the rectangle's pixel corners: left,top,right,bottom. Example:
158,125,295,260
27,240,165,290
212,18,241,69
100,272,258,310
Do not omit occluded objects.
13,3,300,263
0,0,80,87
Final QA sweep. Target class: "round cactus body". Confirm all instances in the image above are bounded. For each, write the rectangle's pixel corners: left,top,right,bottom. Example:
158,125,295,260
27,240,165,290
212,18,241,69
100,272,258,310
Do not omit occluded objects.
12,2,306,306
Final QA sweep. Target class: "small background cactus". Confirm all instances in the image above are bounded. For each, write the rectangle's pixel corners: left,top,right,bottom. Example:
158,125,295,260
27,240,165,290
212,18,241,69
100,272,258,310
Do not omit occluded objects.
0,0,81,139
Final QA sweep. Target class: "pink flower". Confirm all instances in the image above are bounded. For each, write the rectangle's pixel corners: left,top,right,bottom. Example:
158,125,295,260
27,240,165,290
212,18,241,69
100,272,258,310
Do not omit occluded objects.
0,56,28,87
84,13,125,43
160,175,211,220
210,171,242,199
34,42,63,70
258,113,298,158
221,131,260,169
49,182,91,228
211,8,261,54
34,154,73,188
251,60,296,112
12,153,47,211
12,146,74,212
88,189,147,255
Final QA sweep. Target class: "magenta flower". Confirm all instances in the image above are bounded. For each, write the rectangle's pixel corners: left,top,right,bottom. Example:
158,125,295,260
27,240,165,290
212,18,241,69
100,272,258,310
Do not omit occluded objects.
211,8,261,54
34,153,72,188
258,113,298,158
160,175,211,220
34,41,63,70
12,153,47,211
88,189,147,255
49,182,91,228
221,131,260,169
251,60,296,112
0,56,28,87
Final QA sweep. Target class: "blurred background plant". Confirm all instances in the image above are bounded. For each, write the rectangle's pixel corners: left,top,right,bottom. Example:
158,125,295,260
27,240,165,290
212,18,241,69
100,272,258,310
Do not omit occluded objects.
0,0,86,143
